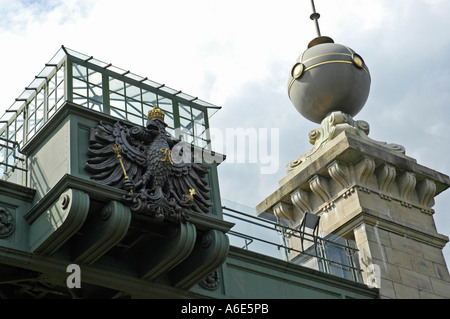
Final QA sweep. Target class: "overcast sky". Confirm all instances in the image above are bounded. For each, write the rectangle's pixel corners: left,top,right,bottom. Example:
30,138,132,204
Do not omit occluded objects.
1,0,449,264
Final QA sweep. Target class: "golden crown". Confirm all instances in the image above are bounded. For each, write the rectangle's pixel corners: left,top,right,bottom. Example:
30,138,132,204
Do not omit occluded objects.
147,105,165,120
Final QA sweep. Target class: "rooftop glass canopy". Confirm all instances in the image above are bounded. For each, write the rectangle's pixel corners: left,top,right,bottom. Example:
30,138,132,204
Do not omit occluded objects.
0,46,221,179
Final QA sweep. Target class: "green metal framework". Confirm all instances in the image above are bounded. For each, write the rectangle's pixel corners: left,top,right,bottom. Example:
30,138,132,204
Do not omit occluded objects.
0,46,220,181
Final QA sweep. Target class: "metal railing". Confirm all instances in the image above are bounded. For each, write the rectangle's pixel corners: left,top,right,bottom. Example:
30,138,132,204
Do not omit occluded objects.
222,204,363,283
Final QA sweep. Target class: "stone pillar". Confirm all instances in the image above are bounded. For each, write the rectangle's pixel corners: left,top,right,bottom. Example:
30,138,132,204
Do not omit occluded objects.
257,112,450,299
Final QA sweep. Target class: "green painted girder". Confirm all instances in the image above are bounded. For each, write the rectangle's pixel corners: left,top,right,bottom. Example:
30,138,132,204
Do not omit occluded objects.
27,188,90,255
170,229,230,290
72,200,131,265
137,222,197,281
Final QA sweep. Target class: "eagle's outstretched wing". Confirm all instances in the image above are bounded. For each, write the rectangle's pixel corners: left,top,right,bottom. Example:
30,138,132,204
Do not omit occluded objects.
85,121,149,189
170,161,213,214
168,140,213,214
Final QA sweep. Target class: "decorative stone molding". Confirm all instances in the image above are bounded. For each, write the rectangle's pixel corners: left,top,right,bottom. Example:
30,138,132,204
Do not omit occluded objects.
309,175,334,213
417,179,436,213
287,111,406,173
376,164,396,200
328,161,351,189
397,171,416,208
309,175,331,203
273,202,298,224
0,207,14,238
290,189,313,215
355,156,376,191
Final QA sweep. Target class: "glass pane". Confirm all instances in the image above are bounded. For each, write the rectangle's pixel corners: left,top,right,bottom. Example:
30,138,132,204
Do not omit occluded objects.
48,106,56,118
125,83,141,100
36,104,44,124
106,65,127,75
36,118,44,131
47,47,66,65
158,96,172,112
37,89,45,107
8,122,15,139
111,107,126,120
57,83,65,101
110,92,125,110
191,107,203,119
166,127,174,137
37,65,55,78
180,117,193,131
16,111,24,129
164,112,174,128
179,104,191,118
73,63,87,80
28,77,43,90
142,90,157,105
16,125,24,145
7,150,14,166
109,77,124,95
142,104,153,120
48,74,56,93
126,99,141,116
142,78,162,88
57,65,65,85
89,85,103,102
28,99,36,114
66,48,90,61
127,113,144,126
73,78,88,97
48,91,56,109
17,90,35,103
88,68,102,86
56,97,65,110
28,117,36,133
194,122,206,137
182,134,193,144
193,137,205,148
159,86,179,95
126,72,144,82
89,58,109,68
89,100,103,112
0,147,5,163
177,92,195,101
73,94,88,107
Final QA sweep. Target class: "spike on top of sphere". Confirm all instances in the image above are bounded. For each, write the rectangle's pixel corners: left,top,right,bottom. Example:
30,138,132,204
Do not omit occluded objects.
288,0,371,124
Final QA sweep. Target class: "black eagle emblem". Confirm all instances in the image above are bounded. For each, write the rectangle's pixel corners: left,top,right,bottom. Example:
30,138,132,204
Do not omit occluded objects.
85,105,212,223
